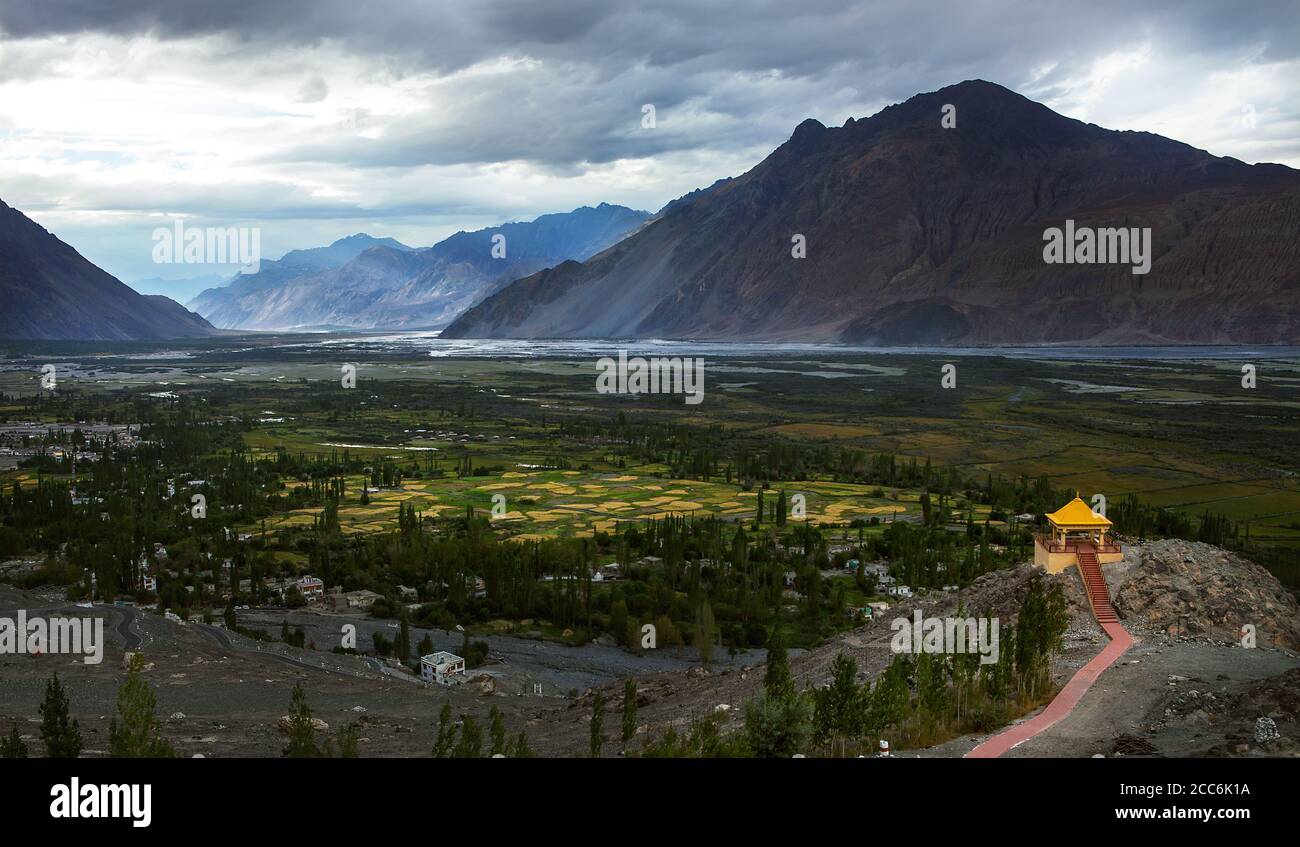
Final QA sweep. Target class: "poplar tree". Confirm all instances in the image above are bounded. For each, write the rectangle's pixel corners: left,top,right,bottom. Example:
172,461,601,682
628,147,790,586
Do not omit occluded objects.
283,683,320,757
39,673,82,759
489,706,506,756
453,715,483,758
0,726,27,758
812,653,863,742
109,654,176,758
763,627,794,702
694,599,715,669
590,691,606,758
396,613,412,662
432,703,457,758
621,677,638,743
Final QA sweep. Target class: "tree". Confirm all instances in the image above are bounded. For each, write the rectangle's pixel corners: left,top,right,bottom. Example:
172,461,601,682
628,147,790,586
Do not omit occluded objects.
1015,575,1068,699
417,633,434,657
283,683,320,757
694,599,715,669
432,702,457,758
109,654,176,758
396,612,412,662
1,726,27,758
39,673,82,759
621,678,638,744
776,489,787,526
505,731,535,758
328,723,360,758
812,653,863,743
590,690,607,758
452,715,483,758
763,627,795,702
743,694,812,758
914,651,950,733
224,599,236,630
489,706,506,756
867,653,911,738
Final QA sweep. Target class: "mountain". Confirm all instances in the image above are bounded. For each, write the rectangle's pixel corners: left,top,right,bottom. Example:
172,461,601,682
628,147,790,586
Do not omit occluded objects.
0,199,216,340
442,80,1300,344
188,205,650,331
186,233,415,329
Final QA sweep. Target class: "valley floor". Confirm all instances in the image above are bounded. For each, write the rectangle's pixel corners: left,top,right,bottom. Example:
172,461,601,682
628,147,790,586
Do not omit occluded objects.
4,576,1293,758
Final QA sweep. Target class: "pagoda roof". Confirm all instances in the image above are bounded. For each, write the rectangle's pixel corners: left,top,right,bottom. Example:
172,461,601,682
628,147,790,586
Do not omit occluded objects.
1045,496,1112,528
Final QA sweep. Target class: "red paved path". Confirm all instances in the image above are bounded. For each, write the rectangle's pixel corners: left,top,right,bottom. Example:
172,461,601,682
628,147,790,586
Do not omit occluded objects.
965,619,1133,758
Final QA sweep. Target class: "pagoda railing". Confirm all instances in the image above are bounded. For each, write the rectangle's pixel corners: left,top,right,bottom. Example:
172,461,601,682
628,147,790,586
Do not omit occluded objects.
1034,535,1121,555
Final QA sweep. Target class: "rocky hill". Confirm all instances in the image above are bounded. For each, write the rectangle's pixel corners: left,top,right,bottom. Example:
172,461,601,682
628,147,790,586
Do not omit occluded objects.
443,79,1300,344
0,198,216,341
1109,539,1300,650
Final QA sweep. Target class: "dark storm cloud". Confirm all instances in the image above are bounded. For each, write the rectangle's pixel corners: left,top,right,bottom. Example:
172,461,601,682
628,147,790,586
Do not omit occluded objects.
3,1,1297,170
5,1,1294,71
5,0,1294,282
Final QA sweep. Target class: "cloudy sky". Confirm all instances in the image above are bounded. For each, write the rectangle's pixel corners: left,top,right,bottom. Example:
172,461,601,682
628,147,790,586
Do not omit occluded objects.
1,0,1296,296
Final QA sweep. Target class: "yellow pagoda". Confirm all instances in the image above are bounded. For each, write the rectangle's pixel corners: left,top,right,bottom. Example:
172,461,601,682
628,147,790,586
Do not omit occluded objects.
1032,495,1122,574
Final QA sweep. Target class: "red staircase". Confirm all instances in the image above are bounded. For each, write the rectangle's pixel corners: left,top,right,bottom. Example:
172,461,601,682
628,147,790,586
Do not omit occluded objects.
1075,543,1117,624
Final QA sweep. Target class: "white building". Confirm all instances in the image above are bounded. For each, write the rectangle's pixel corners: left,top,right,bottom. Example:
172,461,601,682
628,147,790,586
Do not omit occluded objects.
297,575,324,601
420,651,466,685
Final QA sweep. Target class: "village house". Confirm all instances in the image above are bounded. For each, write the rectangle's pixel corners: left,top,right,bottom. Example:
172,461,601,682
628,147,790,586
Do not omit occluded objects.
322,589,376,611
297,575,324,601
326,589,383,612
420,651,466,686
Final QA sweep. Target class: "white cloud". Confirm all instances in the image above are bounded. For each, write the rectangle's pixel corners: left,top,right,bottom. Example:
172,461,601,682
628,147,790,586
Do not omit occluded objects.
0,1,1296,284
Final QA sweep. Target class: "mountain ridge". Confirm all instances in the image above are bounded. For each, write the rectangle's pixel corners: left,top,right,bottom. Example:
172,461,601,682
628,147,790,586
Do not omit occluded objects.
443,80,1300,344
188,204,650,331
0,198,217,341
